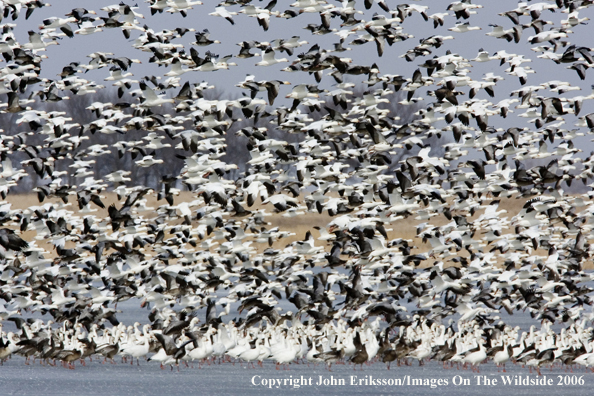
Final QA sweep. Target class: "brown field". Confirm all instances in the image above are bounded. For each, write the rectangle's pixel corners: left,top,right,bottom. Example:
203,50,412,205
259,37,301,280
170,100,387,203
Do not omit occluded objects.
2,192,582,268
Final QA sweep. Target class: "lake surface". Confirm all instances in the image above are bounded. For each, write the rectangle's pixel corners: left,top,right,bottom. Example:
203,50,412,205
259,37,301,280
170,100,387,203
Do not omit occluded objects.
0,353,592,396
3,283,594,396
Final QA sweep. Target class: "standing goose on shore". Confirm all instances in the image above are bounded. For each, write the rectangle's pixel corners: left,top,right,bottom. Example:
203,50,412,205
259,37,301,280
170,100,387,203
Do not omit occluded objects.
462,338,487,373
120,328,151,366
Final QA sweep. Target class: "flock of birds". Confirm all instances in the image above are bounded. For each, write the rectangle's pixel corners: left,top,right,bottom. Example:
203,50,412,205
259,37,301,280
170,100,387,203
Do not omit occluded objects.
1,0,594,374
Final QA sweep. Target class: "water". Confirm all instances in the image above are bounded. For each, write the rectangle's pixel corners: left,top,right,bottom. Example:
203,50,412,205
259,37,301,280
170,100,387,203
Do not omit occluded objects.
2,281,593,395
0,353,591,396
0,298,592,396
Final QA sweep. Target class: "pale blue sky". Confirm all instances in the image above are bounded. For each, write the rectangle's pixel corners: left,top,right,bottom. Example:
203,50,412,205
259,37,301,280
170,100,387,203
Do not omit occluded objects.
9,0,594,138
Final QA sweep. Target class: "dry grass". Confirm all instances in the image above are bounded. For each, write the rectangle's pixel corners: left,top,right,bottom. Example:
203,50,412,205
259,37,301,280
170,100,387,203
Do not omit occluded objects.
2,192,580,268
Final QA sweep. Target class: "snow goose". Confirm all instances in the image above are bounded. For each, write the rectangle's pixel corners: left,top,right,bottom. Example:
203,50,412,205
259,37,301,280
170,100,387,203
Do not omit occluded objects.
185,332,214,365
461,338,487,372
209,6,237,25
448,22,481,33
492,339,512,372
166,0,203,17
256,48,288,67
24,31,59,51
120,328,151,365
350,332,369,370
239,338,263,368
55,340,85,370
